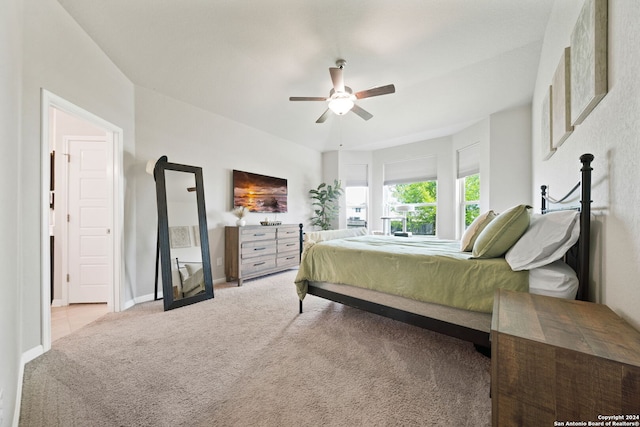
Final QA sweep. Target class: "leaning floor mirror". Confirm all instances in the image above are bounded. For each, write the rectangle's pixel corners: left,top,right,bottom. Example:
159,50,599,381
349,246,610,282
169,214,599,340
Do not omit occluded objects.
154,158,214,310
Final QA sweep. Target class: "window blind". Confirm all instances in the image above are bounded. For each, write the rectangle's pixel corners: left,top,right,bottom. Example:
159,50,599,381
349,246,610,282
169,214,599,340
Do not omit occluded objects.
457,143,480,179
345,164,368,187
383,156,437,185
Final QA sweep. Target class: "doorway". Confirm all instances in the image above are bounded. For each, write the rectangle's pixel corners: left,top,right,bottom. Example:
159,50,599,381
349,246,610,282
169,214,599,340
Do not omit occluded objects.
41,90,124,352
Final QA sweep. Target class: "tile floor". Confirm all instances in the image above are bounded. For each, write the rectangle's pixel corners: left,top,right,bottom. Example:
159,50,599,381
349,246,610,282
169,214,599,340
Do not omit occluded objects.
51,303,109,342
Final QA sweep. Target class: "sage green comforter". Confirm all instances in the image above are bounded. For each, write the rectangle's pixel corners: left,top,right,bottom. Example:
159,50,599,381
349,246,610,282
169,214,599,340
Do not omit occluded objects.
294,235,528,313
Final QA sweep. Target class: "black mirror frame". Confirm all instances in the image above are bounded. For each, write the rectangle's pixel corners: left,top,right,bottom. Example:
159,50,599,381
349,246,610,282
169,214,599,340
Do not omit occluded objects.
154,159,214,310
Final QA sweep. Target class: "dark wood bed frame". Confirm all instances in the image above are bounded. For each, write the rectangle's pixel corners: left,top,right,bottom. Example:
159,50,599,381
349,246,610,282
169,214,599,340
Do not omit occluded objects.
298,154,594,349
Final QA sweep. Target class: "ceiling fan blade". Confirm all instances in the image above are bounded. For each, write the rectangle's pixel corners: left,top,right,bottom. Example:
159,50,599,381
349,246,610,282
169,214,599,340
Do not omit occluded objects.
351,104,373,121
316,109,331,124
329,67,345,93
289,96,327,101
355,84,396,100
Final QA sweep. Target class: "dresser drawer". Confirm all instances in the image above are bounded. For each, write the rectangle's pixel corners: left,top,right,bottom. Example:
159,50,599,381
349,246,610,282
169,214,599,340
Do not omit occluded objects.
277,238,299,253
241,255,276,276
241,240,277,259
277,226,299,239
277,252,299,268
240,228,276,242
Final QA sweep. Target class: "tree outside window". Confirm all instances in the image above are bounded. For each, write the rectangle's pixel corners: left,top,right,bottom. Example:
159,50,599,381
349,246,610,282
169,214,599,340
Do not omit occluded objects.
385,181,437,235
463,174,480,228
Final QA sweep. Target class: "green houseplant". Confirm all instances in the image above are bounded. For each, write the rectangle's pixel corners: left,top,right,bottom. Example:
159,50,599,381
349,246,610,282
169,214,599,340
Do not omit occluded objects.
309,179,343,230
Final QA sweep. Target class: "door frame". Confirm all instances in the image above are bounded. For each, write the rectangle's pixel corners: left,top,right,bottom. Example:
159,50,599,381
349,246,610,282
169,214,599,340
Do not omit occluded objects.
41,89,124,352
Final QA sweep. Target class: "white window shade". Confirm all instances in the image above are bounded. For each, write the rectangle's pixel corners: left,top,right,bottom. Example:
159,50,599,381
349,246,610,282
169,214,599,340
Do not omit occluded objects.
457,143,480,179
384,156,437,185
345,164,368,187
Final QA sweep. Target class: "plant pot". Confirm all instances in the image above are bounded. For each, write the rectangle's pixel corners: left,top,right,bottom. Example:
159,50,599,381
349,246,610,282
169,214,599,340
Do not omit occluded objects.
236,219,246,227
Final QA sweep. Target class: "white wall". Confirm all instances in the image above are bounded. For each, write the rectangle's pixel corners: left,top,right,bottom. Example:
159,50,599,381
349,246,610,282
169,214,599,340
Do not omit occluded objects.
532,0,640,328
134,87,322,291
488,104,533,212
0,0,22,424
21,0,136,352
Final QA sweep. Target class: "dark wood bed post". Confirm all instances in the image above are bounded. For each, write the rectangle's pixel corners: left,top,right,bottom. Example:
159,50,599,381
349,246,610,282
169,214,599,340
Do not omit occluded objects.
299,223,304,314
578,153,594,301
540,185,547,214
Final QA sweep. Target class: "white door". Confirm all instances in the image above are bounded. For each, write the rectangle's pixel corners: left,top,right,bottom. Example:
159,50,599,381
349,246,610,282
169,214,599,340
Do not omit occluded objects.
66,137,112,303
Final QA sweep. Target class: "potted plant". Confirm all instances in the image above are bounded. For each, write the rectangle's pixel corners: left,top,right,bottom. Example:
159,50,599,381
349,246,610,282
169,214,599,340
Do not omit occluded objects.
232,206,248,226
309,179,343,230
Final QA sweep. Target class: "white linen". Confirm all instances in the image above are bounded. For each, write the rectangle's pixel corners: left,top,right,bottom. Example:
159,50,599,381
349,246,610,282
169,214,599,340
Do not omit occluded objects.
528,260,578,299
304,227,368,251
506,210,579,271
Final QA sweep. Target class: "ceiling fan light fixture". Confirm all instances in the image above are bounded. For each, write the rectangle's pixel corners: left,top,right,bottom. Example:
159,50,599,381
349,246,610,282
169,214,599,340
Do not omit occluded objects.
290,60,394,122
328,93,355,115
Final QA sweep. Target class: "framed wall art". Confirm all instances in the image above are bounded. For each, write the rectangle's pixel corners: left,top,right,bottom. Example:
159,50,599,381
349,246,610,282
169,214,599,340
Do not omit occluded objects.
169,226,191,249
541,86,555,160
570,0,608,126
232,170,288,213
552,47,574,148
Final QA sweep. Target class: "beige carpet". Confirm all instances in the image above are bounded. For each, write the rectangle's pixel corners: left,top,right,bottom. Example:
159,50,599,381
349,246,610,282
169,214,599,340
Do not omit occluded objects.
20,270,491,426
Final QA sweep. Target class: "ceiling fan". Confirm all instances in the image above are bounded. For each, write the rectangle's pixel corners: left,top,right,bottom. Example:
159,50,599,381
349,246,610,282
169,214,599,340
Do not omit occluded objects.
289,59,395,123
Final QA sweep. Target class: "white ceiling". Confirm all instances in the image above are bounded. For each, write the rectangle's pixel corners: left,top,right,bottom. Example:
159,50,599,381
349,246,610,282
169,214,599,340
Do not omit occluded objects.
56,0,555,153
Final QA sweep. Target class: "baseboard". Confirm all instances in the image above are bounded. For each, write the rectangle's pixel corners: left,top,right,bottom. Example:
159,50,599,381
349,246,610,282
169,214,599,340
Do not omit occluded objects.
134,292,163,305
123,277,228,310
130,278,227,305
13,345,44,427
50,298,64,307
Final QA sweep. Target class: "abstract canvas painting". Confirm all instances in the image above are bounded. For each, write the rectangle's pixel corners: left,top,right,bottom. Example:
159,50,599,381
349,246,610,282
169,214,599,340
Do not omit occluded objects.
541,86,555,160
570,0,607,126
552,47,573,148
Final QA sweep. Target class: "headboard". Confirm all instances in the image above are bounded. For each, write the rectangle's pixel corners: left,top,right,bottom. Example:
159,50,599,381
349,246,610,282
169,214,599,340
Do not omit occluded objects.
540,153,593,301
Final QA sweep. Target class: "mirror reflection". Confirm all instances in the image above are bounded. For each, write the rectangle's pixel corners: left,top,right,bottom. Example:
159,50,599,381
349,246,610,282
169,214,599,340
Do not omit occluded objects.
165,170,206,300
154,159,213,311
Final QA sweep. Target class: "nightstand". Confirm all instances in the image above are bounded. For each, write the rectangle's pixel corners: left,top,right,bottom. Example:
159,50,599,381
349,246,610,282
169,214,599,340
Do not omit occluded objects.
491,289,640,426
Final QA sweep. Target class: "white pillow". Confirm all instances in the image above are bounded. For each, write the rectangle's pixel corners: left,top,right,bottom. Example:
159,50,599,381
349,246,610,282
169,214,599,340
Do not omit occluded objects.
506,210,580,271
528,260,578,300
185,263,201,276
178,267,189,280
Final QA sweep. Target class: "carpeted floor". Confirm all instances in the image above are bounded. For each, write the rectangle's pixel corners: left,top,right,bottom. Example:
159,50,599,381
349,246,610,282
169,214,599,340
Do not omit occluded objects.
19,270,491,426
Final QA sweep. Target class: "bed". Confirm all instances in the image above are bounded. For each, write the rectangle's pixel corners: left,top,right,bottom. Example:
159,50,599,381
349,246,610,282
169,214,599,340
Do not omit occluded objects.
173,258,206,298
295,154,594,349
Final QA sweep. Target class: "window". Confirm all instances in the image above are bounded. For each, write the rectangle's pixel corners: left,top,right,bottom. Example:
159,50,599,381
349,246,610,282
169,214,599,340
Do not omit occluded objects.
345,164,368,228
384,181,437,235
457,143,480,233
346,186,368,228
383,156,437,236
461,174,480,227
